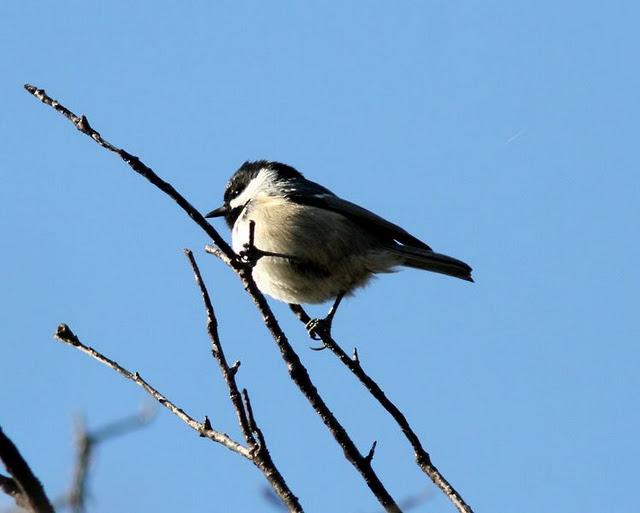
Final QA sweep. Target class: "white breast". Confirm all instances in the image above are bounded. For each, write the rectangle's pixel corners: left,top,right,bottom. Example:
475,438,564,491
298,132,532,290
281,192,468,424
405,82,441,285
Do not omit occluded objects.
232,195,400,304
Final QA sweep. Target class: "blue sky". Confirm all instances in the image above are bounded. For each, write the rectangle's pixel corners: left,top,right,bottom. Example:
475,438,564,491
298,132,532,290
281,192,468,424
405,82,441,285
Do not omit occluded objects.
1,2,639,512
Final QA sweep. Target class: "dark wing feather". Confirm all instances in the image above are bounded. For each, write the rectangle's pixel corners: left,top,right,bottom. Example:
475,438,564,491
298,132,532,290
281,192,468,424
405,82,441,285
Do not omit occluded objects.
284,179,432,250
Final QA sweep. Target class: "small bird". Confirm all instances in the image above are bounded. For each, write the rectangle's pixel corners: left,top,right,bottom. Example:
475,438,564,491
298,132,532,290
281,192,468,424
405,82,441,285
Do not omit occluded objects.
206,161,472,331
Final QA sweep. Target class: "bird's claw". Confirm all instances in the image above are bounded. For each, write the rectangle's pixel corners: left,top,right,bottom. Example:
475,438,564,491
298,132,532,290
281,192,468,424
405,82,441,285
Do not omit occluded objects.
239,243,260,267
305,318,331,341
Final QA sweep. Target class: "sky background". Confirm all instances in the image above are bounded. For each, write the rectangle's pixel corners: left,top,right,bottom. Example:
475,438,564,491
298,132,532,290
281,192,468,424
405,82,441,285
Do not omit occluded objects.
1,2,639,512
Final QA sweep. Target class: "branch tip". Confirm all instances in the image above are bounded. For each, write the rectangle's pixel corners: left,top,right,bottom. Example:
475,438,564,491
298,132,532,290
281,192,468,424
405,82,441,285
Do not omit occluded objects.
200,416,213,437
241,389,259,434
24,84,42,97
77,114,92,131
230,360,241,376
0,474,19,498
365,440,377,464
27,84,423,512
55,323,79,345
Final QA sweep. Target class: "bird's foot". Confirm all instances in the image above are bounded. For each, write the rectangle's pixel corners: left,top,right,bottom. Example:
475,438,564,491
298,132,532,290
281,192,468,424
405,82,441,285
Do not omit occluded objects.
238,243,262,268
305,317,332,342
239,244,295,268
302,293,344,345
239,242,299,269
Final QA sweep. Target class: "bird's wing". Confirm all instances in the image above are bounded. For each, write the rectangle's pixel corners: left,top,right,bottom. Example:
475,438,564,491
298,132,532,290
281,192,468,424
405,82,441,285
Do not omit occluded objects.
283,180,432,250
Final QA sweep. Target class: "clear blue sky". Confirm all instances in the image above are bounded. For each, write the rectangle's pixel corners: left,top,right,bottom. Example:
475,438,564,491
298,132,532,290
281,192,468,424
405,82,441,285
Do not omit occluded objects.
2,2,638,512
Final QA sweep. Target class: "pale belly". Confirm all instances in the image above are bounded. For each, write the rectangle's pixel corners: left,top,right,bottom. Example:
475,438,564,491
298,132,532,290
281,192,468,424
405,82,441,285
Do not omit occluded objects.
231,197,399,304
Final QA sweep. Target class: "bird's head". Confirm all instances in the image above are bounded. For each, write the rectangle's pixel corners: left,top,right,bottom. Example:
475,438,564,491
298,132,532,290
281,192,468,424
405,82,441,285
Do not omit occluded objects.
205,160,303,228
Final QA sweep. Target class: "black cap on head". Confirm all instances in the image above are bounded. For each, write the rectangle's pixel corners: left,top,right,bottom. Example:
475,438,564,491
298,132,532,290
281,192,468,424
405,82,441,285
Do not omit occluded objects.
206,161,303,228
223,161,303,204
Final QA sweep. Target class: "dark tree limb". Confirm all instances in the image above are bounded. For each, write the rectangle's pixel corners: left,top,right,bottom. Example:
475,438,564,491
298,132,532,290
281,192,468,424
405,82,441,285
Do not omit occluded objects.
0,475,20,502
289,305,473,513
184,249,302,512
22,84,233,258
206,245,402,512
0,427,55,513
184,250,255,447
27,84,402,512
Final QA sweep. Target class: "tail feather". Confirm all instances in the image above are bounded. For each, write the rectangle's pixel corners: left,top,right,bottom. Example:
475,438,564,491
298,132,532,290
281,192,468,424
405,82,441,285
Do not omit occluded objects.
392,246,474,282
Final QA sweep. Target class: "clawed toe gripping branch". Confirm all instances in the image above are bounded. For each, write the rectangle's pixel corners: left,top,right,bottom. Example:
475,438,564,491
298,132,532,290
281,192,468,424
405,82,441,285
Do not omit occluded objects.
23,84,474,513
301,292,345,344
238,220,298,268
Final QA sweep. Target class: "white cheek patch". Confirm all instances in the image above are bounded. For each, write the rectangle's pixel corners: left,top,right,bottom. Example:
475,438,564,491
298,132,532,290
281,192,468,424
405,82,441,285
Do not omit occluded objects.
229,169,280,209
231,219,250,254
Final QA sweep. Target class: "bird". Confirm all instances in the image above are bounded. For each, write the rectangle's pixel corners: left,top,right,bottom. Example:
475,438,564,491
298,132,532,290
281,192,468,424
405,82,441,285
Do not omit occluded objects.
205,160,472,333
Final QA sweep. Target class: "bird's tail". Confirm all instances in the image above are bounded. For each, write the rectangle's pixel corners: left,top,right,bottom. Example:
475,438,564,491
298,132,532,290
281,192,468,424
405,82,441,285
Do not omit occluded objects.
391,246,474,282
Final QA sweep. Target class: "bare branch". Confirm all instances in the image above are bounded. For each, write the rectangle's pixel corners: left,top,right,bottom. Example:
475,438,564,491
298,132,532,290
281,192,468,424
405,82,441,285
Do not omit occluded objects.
89,406,155,444
0,475,21,509
184,249,255,446
28,84,401,512
365,441,378,465
241,389,269,452
53,324,250,459
0,475,19,495
0,426,55,513
206,245,402,512
66,408,155,513
184,250,302,512
23,84,234,259
229,360,241,377
66,418,90,513
288,305,473,513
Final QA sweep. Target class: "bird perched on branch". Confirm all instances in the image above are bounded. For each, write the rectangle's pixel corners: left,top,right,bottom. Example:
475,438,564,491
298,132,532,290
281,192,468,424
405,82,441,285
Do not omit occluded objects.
206,161,472,333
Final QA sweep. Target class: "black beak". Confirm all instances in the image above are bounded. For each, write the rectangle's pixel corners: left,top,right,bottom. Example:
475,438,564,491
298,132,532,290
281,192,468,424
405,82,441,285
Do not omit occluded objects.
205,205,228,218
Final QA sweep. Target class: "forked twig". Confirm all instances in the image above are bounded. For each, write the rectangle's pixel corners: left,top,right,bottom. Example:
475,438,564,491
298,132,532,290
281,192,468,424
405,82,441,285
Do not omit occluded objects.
53,324,249,457
66,409,155,513
289,305,472,513
184,249,301,512
0,427,55,513
25,83,473,513
204,245,401,512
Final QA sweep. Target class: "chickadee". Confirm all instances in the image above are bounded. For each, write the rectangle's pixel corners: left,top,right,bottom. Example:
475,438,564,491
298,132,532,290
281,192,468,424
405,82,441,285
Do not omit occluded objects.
206,161,472,327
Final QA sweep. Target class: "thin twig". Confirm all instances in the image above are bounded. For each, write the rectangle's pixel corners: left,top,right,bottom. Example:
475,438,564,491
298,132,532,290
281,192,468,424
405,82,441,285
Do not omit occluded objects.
66,408,155,513
184,250,302,512
241,389,268,450
0,426,55,513
23,84,234,258
184,249,255,446
288,305,473,513
365,441,378,464
53,324,250,459
89,406,155,444
67,418,90,513
0,475,20,502
27,84,401,513
206,245,402,512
